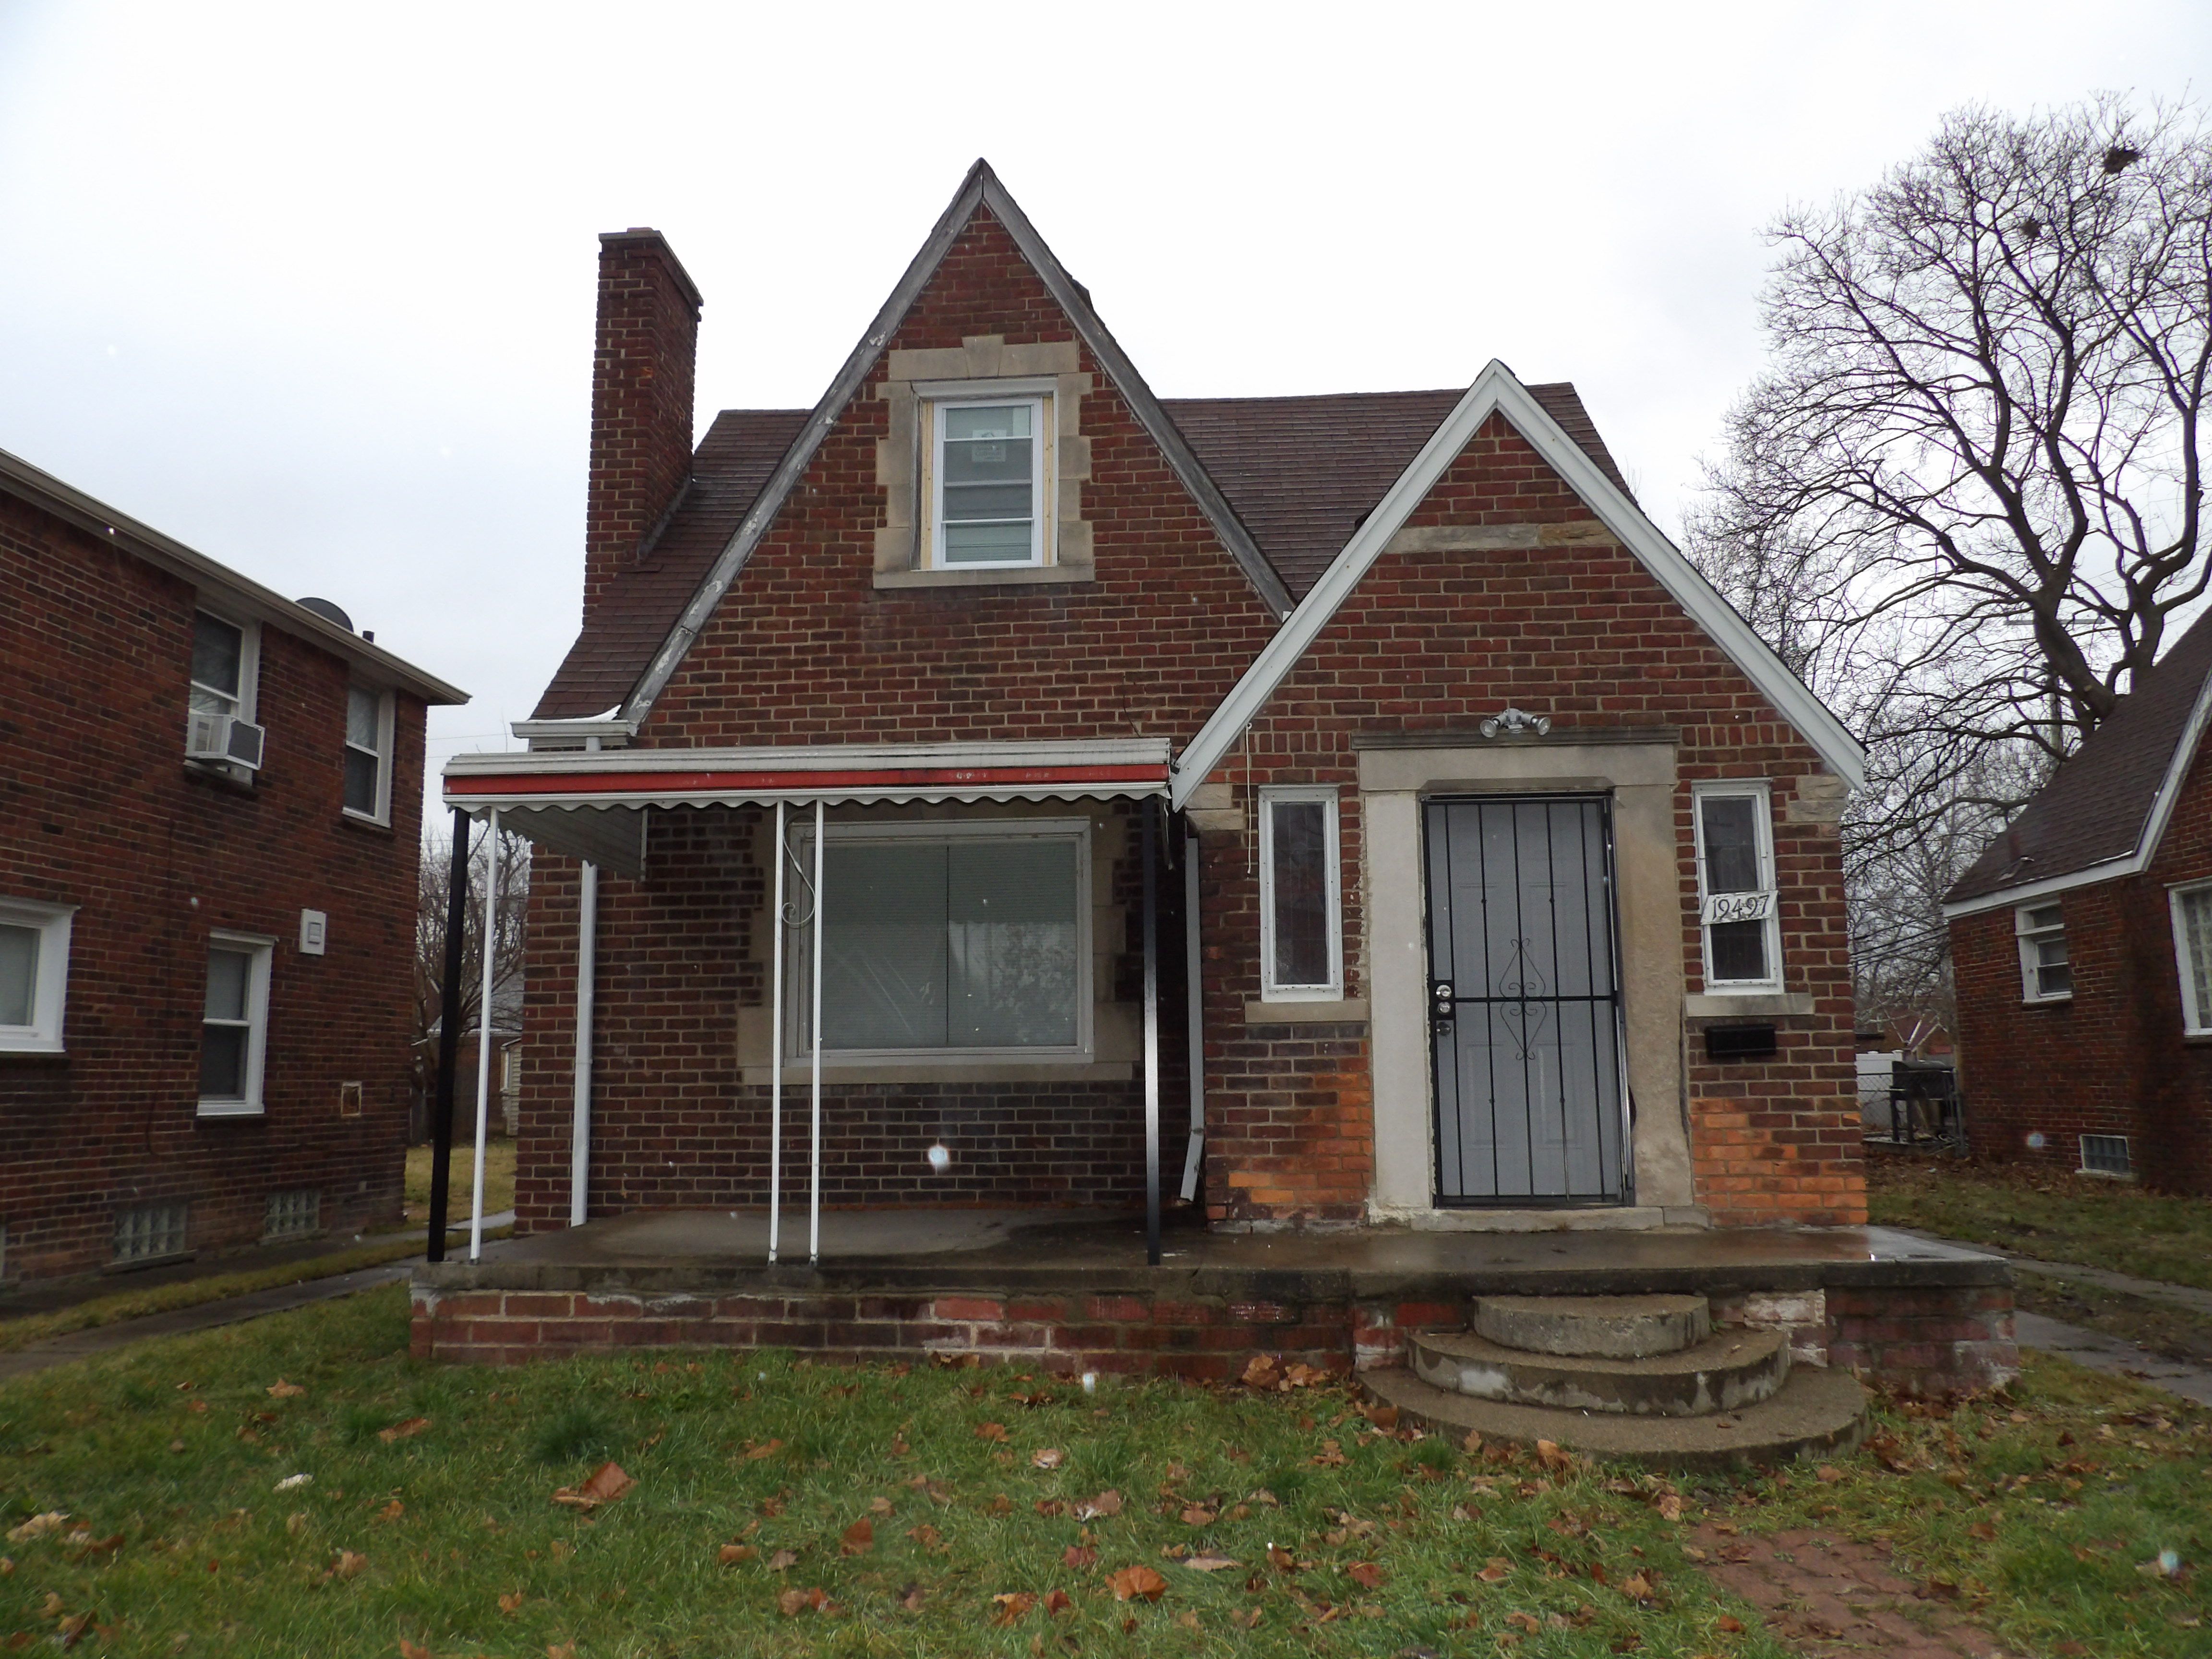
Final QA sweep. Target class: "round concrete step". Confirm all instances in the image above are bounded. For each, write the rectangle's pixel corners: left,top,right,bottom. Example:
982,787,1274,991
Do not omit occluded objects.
1473,1293,1710,1359
1412,1325,1789,1417
1361,1361,1867,1472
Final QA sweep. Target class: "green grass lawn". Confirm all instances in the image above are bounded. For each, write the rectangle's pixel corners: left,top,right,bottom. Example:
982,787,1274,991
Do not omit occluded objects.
2,1287,2208,1656
1870,1155,2212,1291
404,1140,518,1226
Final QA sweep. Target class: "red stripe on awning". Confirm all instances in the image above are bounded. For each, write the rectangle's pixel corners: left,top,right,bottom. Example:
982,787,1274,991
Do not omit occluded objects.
445,763,1168,800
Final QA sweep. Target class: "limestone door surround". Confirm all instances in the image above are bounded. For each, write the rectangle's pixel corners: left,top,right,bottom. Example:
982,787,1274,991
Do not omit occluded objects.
1359,735,1700,1227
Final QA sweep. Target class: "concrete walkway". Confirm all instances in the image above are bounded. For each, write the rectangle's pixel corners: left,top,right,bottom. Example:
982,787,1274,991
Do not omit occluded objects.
0,1214,518,1384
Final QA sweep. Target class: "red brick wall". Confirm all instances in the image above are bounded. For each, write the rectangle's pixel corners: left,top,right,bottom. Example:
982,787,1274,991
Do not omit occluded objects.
0,492,426,1283
1951,733,2212,1191
585,230,701,630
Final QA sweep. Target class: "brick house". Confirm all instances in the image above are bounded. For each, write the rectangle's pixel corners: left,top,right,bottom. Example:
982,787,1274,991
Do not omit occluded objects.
1943,613,2212,1190
0,447,464,1285
446,163,1870,1249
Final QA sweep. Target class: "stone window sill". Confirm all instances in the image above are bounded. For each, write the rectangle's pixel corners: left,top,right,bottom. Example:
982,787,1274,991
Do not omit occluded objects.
1244,998,1368,1025
1683,993,1814,1018
875,565,1093,591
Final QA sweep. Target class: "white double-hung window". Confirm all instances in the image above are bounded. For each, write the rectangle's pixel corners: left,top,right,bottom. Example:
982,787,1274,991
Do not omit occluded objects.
1260,788,1342,1000
794,820,1089,1058
2171,883,2212,1034
343,685,394,821
0,899,75,1055
200,933,273,1116
187,609,263,773
922,392,1050,568
2016,902,2071,1003
1693,782,1782,993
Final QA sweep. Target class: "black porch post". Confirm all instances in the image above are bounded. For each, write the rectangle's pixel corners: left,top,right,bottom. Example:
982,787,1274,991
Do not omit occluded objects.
426,807,472,1263
1142,799,1161,1266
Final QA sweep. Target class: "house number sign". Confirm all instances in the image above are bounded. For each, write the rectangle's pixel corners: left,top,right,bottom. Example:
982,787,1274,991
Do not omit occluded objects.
1700,891,1774,925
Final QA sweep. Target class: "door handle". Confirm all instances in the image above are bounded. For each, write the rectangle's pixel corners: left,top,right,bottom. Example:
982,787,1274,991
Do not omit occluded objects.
1431,981,1455,1024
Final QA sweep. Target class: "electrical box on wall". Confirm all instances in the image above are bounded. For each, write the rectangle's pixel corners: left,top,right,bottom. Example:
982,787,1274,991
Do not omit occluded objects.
300,910,327,955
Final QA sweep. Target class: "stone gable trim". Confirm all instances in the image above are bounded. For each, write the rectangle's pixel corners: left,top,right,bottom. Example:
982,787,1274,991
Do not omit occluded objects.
614,161,1292,727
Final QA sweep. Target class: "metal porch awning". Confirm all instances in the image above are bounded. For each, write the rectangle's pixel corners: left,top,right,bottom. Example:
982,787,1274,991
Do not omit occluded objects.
433,737,1176,1271
441,738,1174,878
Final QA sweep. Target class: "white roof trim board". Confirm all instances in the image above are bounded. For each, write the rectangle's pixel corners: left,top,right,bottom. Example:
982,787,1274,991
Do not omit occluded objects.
1168,361,1868,808
615,162,1291,728
1939,660,2212,919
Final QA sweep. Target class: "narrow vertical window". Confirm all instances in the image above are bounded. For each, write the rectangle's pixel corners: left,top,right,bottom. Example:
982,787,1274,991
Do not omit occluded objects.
2171,884,2212,1034
343,685,391,820
1261,787,1342,999
2016,902,2071,1003
1694,784,1781,992
928,397,1047,567
186,610,262,772
200,934,272,1116
190,612,246,719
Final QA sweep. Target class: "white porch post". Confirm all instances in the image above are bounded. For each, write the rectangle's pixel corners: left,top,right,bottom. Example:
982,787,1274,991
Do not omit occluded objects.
769,800,785,1264
1142,801,1160,1265
569,859,597,1227
469,809,500,1262
1180,831,1204,1202
808,798,824,1265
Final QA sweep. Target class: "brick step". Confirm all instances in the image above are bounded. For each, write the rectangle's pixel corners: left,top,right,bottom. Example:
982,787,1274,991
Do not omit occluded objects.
1411,1325,1790,1417
1363,1361,1867,1472
1473,1293,1710,1358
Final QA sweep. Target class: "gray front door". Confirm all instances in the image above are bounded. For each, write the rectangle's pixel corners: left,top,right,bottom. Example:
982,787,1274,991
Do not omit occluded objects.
1425,796,1630,1206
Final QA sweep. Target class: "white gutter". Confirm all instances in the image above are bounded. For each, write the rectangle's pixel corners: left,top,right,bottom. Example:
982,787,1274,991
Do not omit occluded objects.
569,860,598,1227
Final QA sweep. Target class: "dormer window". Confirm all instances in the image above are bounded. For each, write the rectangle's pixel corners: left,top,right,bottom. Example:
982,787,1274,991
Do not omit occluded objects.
921,393,1052,569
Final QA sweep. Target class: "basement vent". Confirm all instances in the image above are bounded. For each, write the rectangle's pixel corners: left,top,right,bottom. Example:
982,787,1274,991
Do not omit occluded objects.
264,1189,323,1240
2079,1134,2132,1176
113,1202,189,1264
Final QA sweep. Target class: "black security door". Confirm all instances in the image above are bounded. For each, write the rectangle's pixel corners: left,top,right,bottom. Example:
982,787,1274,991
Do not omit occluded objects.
1425,796,1629,1205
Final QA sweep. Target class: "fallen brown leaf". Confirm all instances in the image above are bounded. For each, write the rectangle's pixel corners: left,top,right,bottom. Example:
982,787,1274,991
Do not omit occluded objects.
907,1525,944,1551
1179,1505,1216,1526
551,1462,636,1510
398,1641,432,1659
1108,1563,1168,1602
991,1591,1038,1625
1241,1355,1284,1389
498,1591,523,1616
1064,1544,1098,1569
1267,1544,1296,1572
266,1379,306,1398
376,1499,405,1523
1312,1440,1347,1467
841,1519,874,1556
379,1418,430,1444
1534,1440,1572,1473
743,1438,783,1461
1478,1557,1513,1582
900,1584,926,1611
1074,1490,1123,1521
975,1421,1009,1443
1717,1614,1745,1633
1046,1587,1072,1614
1507,1610,1541,1633
767,1549,800,1571
1186,1553,1240,1572
869,1495,894,1516
1231,1606,1263,1629
1346,1561,1383,1589
1462,1429,1484,1455
547,1646,577,1659
329,1550,368,1581
1032,1447,1064,1469
718,1544,756,1565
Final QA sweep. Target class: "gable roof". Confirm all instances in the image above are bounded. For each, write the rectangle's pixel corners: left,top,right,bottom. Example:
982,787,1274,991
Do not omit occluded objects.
536,384,1634,716
1164,385,1631,601
0,444,467,706
1942,609,2212,915
1169,360,1868,808
604,160,1294,728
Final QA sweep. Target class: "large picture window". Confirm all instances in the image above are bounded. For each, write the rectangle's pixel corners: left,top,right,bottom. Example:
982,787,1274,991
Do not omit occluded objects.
794,821,1089,1058
1260,787,1342,1000
1693,783,1782,993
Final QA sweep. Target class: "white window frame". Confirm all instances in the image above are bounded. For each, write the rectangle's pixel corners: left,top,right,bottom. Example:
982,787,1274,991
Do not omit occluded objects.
2170,881,2212,1035
1259,786,1344,1002
342,684,395,824
199,930,274,1118
1692,781,1784,996
0,899,76,1056
918,384,1054,571
188,607,261,778
2016,901,2072,1005
790,817,1093,1063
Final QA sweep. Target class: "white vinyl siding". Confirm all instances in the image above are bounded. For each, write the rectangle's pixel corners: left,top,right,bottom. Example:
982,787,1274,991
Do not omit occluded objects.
1692,783,1782,994
1259,788,1342,1000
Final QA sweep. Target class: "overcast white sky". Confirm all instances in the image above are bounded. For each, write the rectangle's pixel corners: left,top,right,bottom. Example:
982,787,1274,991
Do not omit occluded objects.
2,1,2205,827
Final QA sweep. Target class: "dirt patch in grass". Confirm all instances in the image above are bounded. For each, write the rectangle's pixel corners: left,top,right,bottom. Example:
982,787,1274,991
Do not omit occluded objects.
1693,1524,2006,1656
2016,1274,2212,1366
403,1139,517,1224
1869,1156,2212,1292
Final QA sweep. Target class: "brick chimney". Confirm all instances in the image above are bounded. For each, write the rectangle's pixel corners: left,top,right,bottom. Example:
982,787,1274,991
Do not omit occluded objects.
585,228,702,628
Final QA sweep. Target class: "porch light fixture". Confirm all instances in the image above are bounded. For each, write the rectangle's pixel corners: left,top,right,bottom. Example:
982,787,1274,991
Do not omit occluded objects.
1479,707,1552,737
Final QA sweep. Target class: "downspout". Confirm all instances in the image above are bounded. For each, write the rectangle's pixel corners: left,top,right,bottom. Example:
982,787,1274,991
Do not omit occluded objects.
568,860,598,1228
1180,830,1204,1202
469,809,501,1262
1142,801,1161,1266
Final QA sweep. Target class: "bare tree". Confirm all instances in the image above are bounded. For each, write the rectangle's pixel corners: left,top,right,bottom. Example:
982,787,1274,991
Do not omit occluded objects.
412,821,531,1095
1692,95,2212,1035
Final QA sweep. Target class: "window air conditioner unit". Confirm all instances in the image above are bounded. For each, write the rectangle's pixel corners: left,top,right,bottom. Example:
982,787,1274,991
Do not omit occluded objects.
186,710,265,770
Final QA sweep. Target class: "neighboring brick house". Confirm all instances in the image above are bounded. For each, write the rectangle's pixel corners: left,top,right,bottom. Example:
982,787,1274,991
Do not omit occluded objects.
0,448,464,1285
1944,613,2212,1190
445,163,1869,1244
